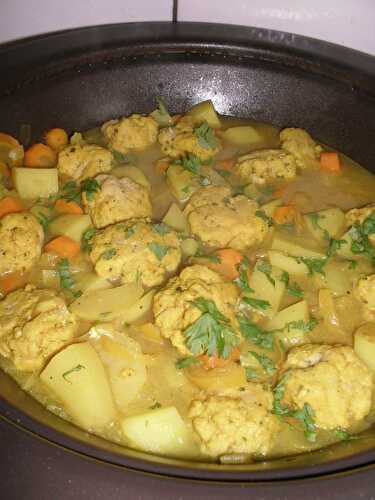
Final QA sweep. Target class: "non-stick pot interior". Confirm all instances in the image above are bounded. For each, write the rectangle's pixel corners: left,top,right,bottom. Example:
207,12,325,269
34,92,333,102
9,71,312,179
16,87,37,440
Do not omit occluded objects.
0,22,375,481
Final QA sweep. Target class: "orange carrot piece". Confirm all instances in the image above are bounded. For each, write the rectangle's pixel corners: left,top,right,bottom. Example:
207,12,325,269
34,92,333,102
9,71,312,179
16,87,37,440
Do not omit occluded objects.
273,205,299,225
44,128,69,152
206,248,244,280
155,158,170,175
200,347,241,370
55,198,83,215
0,271,27,294
216,158,236,172
320,151,341,172
44,235,80,259
273,185,287,199
0,196,24,218
24,143,57,168
0,161,11,178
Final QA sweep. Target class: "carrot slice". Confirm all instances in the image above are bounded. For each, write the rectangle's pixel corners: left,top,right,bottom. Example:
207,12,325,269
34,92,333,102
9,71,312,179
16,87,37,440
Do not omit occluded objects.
0,196,24,218
200,347,241,370
55,198,83,215
320,151,341,172
206,248,244,280
216,158,236,171
44,128,69,152
44,235,80,259
24,143,57,168
0,271,27,294
273,185,287,199
0,132,20,148
273,205,299,225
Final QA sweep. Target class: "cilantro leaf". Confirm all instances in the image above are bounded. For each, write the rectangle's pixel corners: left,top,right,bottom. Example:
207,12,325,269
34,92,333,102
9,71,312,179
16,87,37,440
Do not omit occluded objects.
112,150,137,164
175,356,201,369
101,248,117,260
184,298,240,359
238,316,274,350
248,351,276,375
233,257,254,293
242,296,271,311
81,178,100,201
293,403,317,443
178,153,202,175
56,259,81,297
255,209,274,227
286,319,318,333
272,372,292,416
297,257,327,276
60,181,81,204
257,260,275,287
35,212,53,232
150,96,172,126
347,212,375,265
245,367,259,381
148,242,169,261
280,271,304,298
152,222,171,235
334,428,357,442
81,226,97,252
194,122,218,150
307,213,330,241
327,238,347,257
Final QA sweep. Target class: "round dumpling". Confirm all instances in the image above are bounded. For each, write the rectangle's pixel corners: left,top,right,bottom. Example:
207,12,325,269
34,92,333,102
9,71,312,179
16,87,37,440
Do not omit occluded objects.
57,143,114,182
89,220,181,288
0,212,44,276
102,114,159,154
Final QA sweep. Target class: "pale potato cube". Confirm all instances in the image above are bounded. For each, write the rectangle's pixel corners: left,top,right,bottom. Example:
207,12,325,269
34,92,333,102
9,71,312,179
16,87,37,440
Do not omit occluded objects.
222,126,263,146
354,323,375,371
13,167,58,199
248,261,286,318
267,300,310,348
268,250,309,277
121,406,196,456
162,202,189,232
70,283,143,321
272,233,326,259
49,214,92,242
166,164,197,203
40,342,117,429
304,208,346,242
110,165,151,191
119,290,155,324
188,100,221,128
181,238,199,258
76,273,111,294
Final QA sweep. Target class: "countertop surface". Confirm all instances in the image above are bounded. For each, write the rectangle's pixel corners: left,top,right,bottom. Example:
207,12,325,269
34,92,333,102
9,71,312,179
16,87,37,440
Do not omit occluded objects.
1,418,375,500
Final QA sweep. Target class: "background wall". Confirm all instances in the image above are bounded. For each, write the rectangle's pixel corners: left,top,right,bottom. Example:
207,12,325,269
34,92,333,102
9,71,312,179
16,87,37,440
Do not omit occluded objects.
0,0,374,56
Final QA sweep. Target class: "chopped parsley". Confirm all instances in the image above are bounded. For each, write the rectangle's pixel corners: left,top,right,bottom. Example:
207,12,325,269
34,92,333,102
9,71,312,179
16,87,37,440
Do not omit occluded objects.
233,257,254,293
242,296,271,311
151,96,172,126
293,403,317,443
238,316,274,350
81,226,97,252
327,238,347,257
256,260,275,287
35,212,53,232
296,257,327,276
245,367,259,381
307,213,330,241
152,222,171,235
255,209,274,227
101,248,117,260
272,372,292,416
178,153,201,175
334,429,357,441
184,298,240,359
56,258,82,298
194,121,218,150
148,242,169,261
347,212,375,265
62,364,86,383
60,181,81,204
285,318,318,333
280,271,304,298
248,351,276,375
175,356,201,369
81,178,101,201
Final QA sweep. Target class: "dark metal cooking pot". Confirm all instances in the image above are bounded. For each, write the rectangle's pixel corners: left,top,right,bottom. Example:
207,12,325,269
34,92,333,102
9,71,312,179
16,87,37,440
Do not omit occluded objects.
0,22,375,486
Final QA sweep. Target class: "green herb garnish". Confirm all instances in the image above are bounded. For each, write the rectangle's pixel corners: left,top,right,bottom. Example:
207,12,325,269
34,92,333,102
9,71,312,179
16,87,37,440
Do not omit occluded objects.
257,260,275,286
178,153,202,175
148,242,169,261
81,178,100,201
56,258,80,296
272,372,292,416
248,351,276,375
36,212,53,232
81,226,97,252
285,319,318,333
238,316,274,350
280,271,304,298
334,429,357,441
175,356,201,369
245,367,259,381
184,298,240,359
293,403,317,442
307,213,330,241
297,257,327,276
101,248,117,260
347,212,375,265
194,121,218,150
60,181,81,204
242,296,271,311
62,364,86,383
112,150,137,164
152,222,171,235
327,238,347,257
150,96,172,126
255,209,274,227
233,257,254,293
